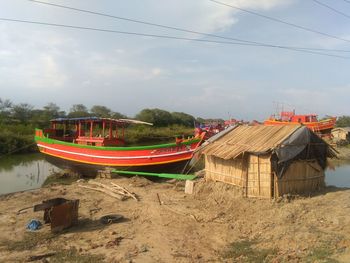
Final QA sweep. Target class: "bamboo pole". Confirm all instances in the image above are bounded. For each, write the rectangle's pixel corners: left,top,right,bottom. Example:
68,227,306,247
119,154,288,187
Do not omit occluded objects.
110,182,138,201
88,181,128,196
78,184,125,200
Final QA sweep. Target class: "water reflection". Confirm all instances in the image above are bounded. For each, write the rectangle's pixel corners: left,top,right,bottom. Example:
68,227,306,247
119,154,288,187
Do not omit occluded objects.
326,160,350,188
0,153,61,195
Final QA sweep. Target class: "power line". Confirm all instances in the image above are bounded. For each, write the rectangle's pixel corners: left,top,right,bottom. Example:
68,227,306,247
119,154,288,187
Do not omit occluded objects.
209,0,350,43
1,17,350,59
312,0,350,19
26,0,350,53
342,0,350,4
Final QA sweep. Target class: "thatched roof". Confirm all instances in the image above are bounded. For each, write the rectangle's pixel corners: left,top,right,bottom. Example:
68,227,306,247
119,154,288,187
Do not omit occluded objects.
202,125,304,160
332,127,350,133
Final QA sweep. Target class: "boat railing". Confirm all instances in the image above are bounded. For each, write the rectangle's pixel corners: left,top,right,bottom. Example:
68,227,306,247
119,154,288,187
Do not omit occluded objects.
75,136,125,147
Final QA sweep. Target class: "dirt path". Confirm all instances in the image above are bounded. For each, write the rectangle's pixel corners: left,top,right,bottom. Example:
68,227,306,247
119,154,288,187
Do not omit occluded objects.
0,176,350,262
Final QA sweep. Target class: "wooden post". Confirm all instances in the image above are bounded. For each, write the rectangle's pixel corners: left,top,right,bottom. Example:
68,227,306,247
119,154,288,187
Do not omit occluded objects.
185,180,194,194
90,121,93,138
274,172,278,198
257,155,261,196
63,122,66,137
240,157,246,196
245,154,249,197
109,121,112,139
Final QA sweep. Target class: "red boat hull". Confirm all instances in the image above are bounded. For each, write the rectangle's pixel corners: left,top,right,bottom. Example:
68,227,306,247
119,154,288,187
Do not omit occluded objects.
35,130,203,168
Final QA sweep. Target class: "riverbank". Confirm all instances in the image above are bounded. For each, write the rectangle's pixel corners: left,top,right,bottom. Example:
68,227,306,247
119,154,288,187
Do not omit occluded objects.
0,176,350,262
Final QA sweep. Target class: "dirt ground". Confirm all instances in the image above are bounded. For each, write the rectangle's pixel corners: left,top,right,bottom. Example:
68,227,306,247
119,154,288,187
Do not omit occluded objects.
0,175,350,263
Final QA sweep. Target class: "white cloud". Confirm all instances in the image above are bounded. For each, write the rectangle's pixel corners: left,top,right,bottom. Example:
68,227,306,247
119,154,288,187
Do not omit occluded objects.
25,54,68,89
232,0,292,10
135,0,290,36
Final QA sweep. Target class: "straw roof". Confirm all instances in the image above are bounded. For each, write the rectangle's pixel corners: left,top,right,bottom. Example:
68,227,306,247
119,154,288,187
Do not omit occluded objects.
332,127,350,133
202,125,302,160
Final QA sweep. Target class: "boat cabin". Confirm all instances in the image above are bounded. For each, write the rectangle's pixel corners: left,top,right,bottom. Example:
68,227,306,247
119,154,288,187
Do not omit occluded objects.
280,111,318,123
41,117,152,147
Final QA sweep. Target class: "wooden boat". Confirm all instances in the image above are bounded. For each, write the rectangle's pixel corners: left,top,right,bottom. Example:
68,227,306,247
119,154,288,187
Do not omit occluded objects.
34,117,205,170
264,111,336,135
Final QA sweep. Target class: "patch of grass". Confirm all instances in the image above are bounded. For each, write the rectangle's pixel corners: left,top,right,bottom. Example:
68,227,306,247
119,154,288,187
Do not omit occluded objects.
0,232,57,251
222,240,277,263
305,245,339,263
42,171,80,187
50,248,104,263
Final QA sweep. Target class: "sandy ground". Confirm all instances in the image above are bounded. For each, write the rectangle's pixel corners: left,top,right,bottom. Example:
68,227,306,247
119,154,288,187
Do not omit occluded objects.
0,175,350,263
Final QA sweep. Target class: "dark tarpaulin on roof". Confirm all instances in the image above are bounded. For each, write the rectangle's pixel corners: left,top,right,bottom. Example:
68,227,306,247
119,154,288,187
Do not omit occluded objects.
271,126,330,178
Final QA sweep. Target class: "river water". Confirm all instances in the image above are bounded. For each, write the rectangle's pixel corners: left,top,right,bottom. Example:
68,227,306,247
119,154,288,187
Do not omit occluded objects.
0,154,349,195
0,153,61,195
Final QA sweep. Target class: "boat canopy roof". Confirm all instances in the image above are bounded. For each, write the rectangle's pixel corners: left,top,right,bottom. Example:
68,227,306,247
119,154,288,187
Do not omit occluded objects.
50,117,153,126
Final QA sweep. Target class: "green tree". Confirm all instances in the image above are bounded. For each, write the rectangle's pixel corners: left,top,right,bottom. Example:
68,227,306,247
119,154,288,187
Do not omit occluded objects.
135,108,173,126
111,111,127,119
196,117,206,124
68,104,90,118
90,105,112,118
43,103,60,117
336,116,350,127
0,98,12,122
30,103,64,126
171,112,195,127
11,103,34,124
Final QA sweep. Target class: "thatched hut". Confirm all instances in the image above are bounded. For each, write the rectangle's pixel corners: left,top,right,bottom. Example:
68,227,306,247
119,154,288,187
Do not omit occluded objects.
201,125,336,198
331,127,350,142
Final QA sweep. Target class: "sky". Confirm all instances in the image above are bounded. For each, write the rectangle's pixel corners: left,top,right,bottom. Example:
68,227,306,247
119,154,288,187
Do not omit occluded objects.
0,0,350,121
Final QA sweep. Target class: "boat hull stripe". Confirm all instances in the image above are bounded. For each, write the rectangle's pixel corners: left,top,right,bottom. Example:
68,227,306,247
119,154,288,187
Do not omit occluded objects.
37,143,194,160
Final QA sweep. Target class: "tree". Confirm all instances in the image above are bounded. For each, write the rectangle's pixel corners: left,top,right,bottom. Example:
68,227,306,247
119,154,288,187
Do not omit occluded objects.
336,116,350,127
11,103,34,123
43,103,60,117
90,105,112,118
111,111,127,119
135,108,173,126
30,103,64,126
171,112,195,127
42,102,62,121
0,98,12,122
68,104,90,118
196,117,206,124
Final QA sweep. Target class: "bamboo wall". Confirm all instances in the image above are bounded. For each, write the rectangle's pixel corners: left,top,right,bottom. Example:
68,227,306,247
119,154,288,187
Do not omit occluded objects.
246,155,272,198
204,155,325,198
275,160,325,197
205,154,272,198
205,155,246,188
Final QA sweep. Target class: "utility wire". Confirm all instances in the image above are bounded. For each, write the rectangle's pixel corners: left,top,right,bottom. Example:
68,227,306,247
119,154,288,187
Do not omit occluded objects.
1,17,350,59
209,0,350,43
342,0,350,4
27,0,350,53
312,0,350,19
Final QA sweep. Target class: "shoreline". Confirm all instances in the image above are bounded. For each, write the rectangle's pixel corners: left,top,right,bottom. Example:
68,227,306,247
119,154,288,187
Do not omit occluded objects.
0,176,350,262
